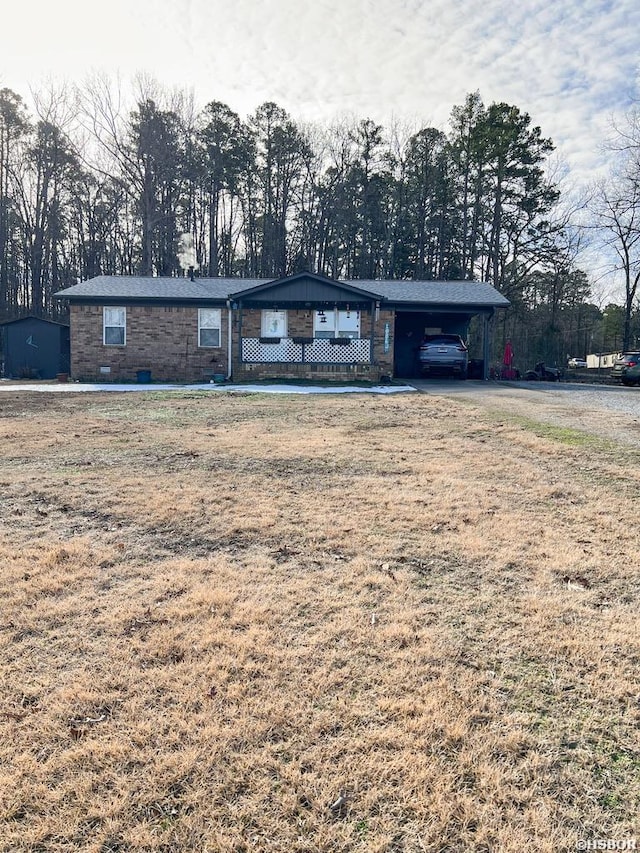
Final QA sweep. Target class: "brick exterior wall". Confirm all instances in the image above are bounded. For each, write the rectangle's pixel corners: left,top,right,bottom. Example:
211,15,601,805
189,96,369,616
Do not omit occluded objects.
69,303,396,384
374,309,395,379
70,304,228,383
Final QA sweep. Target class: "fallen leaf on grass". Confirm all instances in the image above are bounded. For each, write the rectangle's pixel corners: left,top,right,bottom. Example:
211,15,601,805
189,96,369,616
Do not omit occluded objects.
328,790,348,818
69,714,107,726
562,575,591,590
380,562,397,581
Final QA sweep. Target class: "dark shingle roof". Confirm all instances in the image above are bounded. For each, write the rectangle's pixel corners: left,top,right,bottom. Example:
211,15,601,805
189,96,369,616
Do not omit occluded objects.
55,275,257,302
55,275,509,308
356,280,510,307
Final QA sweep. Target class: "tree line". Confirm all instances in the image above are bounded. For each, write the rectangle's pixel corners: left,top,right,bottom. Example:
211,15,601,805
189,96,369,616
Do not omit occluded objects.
1,78,638,368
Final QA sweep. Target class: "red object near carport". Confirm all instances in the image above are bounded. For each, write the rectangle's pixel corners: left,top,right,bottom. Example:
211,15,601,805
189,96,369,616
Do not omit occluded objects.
502,339,516,379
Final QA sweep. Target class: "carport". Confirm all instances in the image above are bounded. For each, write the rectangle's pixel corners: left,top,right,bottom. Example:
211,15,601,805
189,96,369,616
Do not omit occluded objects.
365,281,509,380
393,310,477,378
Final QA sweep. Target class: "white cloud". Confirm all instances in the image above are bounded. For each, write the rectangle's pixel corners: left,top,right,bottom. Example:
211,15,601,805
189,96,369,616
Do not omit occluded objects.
2,0,639,189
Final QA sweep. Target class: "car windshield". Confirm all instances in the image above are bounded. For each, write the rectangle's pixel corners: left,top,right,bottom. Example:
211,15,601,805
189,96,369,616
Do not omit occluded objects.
422,335,463,346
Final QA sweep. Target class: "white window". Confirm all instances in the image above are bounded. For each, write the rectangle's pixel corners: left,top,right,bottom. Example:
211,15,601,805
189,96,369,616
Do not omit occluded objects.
314,310,360,339
338,310,360,339
103,306,126,346
198,308,222,347
261,310,287,338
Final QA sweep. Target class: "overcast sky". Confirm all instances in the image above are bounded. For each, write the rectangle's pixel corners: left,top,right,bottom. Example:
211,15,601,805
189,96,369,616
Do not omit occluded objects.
2,0,639,294
3,0,638,175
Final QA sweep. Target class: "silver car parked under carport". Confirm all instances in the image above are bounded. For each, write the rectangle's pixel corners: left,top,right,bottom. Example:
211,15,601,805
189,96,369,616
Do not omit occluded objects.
416,334,469,378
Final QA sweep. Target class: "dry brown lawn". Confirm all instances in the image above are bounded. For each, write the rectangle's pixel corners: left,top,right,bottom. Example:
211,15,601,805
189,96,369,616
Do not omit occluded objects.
0,388,638,852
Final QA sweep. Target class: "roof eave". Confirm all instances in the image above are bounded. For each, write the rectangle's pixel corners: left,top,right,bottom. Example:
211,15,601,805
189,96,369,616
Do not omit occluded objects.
56,294,228,305
383,300,509,310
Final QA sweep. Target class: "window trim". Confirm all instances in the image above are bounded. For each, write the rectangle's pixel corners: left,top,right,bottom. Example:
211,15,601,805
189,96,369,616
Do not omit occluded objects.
261,309,288,338
198,308,222,348
103,306,126,346
314,310,360,340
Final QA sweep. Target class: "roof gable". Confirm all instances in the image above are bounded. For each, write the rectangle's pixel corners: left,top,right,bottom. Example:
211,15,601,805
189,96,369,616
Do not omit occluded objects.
230,272,382,304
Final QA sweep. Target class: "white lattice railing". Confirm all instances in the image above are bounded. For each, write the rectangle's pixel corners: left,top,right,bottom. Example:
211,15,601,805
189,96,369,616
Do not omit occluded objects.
241,338,303,363
305,338,371,363
241,337,372,364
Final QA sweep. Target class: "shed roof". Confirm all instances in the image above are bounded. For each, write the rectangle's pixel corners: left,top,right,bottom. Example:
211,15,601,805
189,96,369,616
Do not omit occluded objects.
55,274,509,309
0,314,70,327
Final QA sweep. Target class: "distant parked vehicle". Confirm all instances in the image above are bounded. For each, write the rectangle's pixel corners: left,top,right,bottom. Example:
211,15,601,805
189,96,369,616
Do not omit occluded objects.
416,334,468,378
524,362,561,381
619,362,640,386
610,352,640,383
567,357,587,369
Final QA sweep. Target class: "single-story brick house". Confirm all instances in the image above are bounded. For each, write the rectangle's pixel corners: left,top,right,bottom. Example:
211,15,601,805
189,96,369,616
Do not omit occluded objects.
54,272,509,382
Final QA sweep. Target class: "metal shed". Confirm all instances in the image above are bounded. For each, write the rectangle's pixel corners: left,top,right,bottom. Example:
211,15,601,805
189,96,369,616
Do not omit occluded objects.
0,316,70,380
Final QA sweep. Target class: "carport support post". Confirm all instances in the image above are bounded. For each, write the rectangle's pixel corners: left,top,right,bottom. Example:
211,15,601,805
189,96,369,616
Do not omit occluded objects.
370,300,377,365
226,300,233,380
482,312,493,380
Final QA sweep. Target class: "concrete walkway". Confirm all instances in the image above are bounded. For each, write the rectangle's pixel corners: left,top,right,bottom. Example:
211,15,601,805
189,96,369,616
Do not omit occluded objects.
0,380,416,395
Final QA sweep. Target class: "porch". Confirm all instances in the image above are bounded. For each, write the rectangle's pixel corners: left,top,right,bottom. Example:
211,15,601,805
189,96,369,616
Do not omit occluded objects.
232,278,389,379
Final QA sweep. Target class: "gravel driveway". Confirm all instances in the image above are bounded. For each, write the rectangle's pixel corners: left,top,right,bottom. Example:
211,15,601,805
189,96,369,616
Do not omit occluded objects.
413,378,640,446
